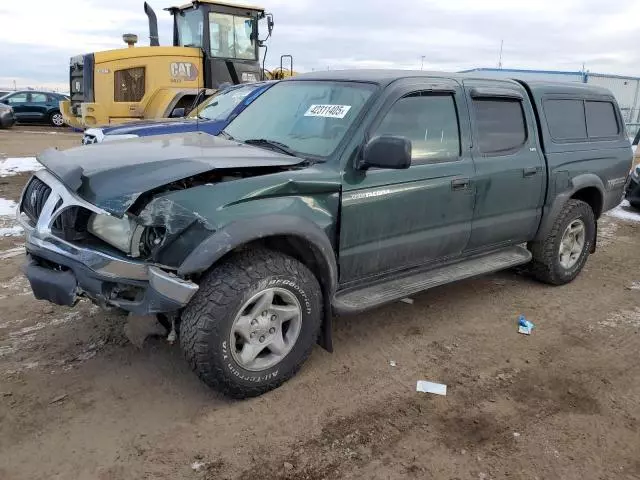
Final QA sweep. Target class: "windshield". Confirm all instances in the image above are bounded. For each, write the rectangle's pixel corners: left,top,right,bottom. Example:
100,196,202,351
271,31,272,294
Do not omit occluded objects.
209,12,256,60
190,84,263,120
224,81,375,158
177,9,203,48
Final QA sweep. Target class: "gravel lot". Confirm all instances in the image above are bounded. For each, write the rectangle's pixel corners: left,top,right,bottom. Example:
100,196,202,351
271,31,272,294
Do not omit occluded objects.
1,126,639,480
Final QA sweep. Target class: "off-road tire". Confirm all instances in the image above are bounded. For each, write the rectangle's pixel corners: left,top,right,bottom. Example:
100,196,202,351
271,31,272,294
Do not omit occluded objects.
529,199,595,285
629,200,640,212
180,248,322,398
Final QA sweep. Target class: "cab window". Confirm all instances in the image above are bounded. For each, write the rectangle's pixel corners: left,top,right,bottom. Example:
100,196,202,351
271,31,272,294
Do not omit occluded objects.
473,98,527,154
209,13,256,60
176,9,204,48
374,93,461,164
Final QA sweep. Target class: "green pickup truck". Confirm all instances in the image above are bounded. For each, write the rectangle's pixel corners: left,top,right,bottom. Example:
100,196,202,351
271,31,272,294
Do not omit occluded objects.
18,71,632,398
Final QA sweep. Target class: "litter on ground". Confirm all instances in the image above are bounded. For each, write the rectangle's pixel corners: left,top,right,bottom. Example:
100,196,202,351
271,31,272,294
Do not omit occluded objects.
400,297,414,304
416,380,447,395
518,315,535,335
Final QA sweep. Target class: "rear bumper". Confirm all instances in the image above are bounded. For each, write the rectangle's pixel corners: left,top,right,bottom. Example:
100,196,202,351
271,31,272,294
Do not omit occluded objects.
18,170,198,314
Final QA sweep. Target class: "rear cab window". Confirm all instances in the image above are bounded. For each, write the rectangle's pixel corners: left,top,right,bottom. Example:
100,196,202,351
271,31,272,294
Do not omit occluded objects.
543,97,620,142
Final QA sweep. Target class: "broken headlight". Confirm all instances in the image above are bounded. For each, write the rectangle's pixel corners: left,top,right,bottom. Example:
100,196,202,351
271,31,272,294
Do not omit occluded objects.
87,214,144,255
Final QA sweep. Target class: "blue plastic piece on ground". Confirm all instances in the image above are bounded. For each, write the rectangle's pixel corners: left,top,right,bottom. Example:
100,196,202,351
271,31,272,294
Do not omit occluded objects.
518,315,535,334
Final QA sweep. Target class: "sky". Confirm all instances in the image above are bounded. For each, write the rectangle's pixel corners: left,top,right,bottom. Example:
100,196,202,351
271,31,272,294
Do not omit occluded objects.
0,0,639,91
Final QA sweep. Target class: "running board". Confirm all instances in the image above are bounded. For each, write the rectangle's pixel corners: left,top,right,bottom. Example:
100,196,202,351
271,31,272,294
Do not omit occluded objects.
333,246,531,315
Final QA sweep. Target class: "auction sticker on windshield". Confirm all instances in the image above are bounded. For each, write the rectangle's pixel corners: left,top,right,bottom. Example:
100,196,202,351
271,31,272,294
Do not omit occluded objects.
304,104,352,119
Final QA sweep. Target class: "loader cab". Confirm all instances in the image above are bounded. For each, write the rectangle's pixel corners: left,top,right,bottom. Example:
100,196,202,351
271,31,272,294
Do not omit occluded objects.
168,0,270,88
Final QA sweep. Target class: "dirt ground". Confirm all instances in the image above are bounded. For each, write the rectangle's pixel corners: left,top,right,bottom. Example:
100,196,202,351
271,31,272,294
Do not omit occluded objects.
1,127,640,480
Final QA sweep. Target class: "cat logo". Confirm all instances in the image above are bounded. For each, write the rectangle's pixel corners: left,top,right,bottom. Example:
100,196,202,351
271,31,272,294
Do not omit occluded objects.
169,62,198,81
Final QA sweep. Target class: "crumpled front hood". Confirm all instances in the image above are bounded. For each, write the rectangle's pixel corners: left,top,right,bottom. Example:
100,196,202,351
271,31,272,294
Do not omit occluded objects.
38,132,305,215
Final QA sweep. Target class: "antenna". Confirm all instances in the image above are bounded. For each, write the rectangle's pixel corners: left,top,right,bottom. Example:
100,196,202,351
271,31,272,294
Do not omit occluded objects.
498,40,503,69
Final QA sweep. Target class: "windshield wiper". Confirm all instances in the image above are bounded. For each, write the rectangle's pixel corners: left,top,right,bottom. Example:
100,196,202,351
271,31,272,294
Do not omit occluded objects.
243,138,298,157
218,129,235,141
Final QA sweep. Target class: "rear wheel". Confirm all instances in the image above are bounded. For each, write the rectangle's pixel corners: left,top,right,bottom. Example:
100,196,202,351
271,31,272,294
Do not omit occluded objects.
49,111,64,127
530,199,595,285
180,248,322,398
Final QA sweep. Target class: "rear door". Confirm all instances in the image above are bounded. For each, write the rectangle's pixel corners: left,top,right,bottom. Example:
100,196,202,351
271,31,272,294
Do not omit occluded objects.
463,80,546,251
28,92,49,121
339,79,476,282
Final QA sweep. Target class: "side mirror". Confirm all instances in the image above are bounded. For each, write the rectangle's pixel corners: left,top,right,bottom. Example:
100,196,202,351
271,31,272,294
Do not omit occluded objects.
267,14,274,35
170,107,185,118
359,135,412,170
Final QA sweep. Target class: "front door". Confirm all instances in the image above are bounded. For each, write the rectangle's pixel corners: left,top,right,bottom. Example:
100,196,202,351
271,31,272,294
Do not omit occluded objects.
462,80,547,251
4,92,29,120
339,79,476,283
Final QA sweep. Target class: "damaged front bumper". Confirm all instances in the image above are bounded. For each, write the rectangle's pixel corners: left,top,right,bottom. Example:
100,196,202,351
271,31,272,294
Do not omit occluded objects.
17,170,198,314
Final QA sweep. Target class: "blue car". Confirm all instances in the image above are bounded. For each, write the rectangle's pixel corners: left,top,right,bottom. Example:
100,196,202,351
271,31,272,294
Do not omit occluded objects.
82,81,275,144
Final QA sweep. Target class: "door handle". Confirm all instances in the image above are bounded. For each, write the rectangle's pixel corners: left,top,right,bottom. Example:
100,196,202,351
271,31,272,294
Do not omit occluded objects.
451,178,470,191
523,167,539,178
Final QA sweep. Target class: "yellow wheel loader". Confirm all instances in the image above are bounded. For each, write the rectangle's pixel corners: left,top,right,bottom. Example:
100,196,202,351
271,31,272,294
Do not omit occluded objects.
61,0,277,128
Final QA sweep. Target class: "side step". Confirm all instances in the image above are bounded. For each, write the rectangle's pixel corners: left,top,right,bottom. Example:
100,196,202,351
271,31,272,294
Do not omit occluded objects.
333,246,532,315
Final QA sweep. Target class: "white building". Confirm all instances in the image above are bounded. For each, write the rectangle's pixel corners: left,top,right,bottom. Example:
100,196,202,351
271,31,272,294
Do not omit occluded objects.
461,68,640,131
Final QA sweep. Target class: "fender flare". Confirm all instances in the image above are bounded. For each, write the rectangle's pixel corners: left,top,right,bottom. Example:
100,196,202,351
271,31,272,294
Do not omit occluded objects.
177,215,338,351
535,173,605,244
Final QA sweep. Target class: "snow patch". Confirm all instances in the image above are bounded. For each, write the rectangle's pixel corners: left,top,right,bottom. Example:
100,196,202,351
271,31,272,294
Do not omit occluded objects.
0,198,23,238
606,200,640,223
0,157,42,177
0,198,17,216
599,307,640,329
0,226,23,237
597,219,619,247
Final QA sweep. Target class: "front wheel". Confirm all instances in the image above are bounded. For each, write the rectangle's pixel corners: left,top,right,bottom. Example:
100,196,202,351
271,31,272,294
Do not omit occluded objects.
180,248,322,398
49,111,64,127
529,199,596,285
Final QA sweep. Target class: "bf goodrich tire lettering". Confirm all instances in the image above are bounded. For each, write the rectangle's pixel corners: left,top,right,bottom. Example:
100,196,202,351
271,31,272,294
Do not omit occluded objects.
180,248,322,398
530,199,596,285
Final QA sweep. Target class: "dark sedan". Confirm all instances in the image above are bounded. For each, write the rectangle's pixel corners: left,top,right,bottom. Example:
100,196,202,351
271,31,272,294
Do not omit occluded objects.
0,91,69,127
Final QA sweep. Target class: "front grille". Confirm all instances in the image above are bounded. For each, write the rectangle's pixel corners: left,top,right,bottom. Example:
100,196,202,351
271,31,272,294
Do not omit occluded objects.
114,67,145,102
21,176,92,241
22,177,52,223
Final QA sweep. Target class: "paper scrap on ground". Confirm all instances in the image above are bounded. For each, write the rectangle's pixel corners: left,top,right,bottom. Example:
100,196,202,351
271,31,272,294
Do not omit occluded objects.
416,380,447,395
0,157,42,177
389,360,397,367
399,297,414,305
